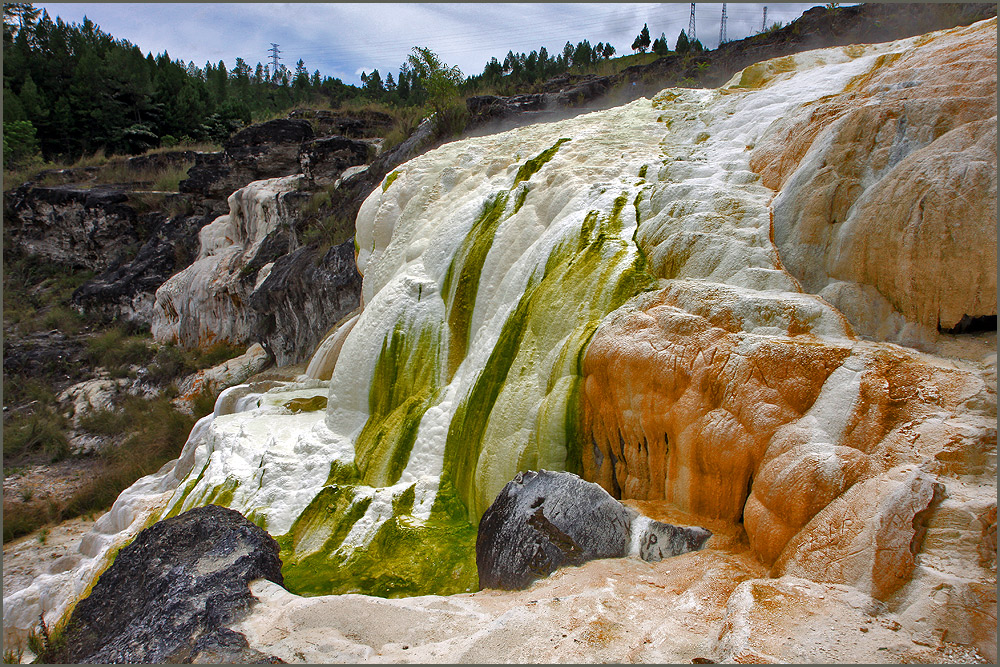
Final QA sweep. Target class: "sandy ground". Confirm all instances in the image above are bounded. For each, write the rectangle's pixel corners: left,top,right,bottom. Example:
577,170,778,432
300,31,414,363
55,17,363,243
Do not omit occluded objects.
3,516,99,600
234,547,989,664
3,457,105,509
2,508,989,664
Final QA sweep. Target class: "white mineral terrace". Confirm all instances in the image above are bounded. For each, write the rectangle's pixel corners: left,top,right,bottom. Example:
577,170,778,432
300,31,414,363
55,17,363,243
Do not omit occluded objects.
3,22,996,658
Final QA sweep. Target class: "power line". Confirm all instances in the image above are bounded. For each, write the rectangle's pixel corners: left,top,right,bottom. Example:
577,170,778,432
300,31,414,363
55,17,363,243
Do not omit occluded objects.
689,3,697,41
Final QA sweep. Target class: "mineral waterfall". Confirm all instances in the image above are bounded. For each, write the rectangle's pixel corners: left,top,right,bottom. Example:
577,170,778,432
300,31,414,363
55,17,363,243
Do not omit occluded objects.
3,18,996,661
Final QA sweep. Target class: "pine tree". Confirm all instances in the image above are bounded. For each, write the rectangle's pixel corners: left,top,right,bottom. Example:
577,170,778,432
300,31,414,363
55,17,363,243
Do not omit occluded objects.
633,23,651,53
653,32,670,56
675,29,691,54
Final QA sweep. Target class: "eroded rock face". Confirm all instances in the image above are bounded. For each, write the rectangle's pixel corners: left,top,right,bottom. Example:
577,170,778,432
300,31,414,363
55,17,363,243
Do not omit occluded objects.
752,20,997,339
180,119,313,200
299,136,373,185
247,241,362,366
71,205,220,324
152,176,303,350
3,185,140,271
477,470,710,590
39,505,283,664
151,176,362,365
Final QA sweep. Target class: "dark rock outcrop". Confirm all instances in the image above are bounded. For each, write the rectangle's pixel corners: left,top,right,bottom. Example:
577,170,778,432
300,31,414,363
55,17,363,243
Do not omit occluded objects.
180,119,315,199
247,240,362,366
71,203,220,324
39,505,284,664
224,118,314,178
177,150,234,199
125,150,198,177
476,470,711,590
299,136,373,185
3,185,140,272
288,108,394,138
1,329,88,387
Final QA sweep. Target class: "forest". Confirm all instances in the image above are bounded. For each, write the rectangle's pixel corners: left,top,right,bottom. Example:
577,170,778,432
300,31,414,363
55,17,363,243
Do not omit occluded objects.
3,3,698,168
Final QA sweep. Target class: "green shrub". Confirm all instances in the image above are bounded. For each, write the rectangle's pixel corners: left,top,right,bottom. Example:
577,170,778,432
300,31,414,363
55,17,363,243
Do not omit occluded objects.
193,341,245,368
191,388,218,418
301,214,354,252
64,393,198,520
40,305,88,335
151,163,193,191
146,343,196,384
2,407,70,462
1,499,62,543
432,102,469,141
382,107,426,152
85,326,152,374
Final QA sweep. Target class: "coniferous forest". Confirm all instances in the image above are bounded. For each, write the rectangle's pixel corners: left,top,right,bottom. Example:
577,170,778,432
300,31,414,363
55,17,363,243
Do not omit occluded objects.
2,3,652,168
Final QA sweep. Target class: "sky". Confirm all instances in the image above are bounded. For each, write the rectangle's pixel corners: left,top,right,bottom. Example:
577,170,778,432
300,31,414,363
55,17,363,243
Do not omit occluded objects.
34,3,833,86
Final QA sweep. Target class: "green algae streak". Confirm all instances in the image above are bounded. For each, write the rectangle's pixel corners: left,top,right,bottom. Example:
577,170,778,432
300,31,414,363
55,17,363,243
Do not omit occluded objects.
277,481,478,597
382,170,401,192
355,323,441,487
442,192,509,379
513,138,571,186
443,191,656,518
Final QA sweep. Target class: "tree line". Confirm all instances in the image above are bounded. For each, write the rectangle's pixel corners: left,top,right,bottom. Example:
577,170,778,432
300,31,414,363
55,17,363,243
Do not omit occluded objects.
4,2,710,168
2,4,366,164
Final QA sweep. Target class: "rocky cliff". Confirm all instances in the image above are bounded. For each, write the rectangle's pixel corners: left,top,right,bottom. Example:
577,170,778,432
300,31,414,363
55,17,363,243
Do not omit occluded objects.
3,17,995,664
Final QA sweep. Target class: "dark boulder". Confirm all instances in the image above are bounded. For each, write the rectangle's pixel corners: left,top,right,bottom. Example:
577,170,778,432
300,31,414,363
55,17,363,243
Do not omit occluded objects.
38,505,284,664
638,519,715,563
476,470,711,590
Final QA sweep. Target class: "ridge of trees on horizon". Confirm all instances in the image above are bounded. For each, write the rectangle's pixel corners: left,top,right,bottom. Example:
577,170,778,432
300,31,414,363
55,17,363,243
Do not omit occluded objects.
4,1,708,168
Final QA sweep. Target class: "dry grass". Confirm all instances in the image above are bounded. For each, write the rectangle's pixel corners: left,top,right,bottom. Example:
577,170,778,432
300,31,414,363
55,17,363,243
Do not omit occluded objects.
2,389,210,543
2,141,218,192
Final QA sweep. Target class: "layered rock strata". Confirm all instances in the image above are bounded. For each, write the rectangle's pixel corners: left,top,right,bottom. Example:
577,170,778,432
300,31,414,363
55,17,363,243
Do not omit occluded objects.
3,186,141,272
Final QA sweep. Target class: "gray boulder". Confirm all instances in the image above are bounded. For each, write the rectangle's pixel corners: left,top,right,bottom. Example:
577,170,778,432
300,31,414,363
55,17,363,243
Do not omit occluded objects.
38,505,284,664
476,470,711,590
